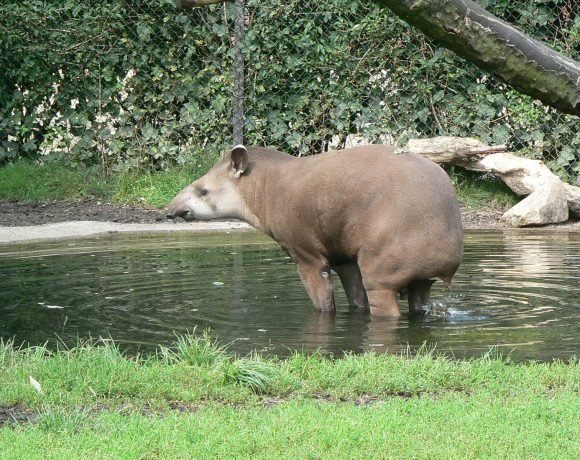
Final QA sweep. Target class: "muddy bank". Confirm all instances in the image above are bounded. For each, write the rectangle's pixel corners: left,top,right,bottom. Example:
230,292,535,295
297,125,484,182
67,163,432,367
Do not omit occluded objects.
1,200,506,228
0,200,578,244
0,200,166,227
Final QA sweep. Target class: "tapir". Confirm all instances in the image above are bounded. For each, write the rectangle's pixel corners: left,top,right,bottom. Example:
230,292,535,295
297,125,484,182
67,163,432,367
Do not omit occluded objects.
167,144,464,317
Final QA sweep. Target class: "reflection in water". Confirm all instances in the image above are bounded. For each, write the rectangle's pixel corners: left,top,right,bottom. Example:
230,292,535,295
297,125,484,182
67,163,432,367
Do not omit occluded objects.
0,230,578,361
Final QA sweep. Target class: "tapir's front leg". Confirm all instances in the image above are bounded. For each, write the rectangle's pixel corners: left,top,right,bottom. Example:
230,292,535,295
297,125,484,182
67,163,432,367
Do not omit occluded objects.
333,262,369,309
296,261,336,312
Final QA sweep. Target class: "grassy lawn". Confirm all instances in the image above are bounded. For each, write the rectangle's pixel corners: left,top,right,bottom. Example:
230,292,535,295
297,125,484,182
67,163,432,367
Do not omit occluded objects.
1,335,578,458
0,159,518,211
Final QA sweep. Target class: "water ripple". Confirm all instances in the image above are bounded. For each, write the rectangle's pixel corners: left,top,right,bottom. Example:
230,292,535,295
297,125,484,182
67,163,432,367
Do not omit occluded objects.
0,230,578,361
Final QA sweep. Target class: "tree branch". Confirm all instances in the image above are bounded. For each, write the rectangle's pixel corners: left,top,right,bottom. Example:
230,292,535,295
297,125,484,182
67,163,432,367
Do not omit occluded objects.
373,0,580,116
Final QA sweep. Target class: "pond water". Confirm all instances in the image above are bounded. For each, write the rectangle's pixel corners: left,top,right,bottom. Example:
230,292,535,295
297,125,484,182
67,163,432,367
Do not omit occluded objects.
0,230,578,361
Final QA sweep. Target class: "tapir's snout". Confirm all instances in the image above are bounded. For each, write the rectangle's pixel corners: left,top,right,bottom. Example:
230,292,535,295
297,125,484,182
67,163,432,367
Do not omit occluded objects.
166,205,194,221
166,194,193,221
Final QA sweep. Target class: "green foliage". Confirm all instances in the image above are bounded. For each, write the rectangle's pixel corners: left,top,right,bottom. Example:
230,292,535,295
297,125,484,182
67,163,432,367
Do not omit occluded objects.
0,0,234,170
243,0,579,179
0,0,578,182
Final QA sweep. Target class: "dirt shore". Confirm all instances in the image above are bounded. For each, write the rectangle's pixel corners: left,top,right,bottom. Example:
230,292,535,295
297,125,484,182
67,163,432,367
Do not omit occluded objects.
0,200,167,227
0,200,507,228
0,200,578,244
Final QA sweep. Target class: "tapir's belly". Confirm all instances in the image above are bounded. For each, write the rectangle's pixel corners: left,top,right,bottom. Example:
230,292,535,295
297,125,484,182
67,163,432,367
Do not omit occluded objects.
283,195,461,272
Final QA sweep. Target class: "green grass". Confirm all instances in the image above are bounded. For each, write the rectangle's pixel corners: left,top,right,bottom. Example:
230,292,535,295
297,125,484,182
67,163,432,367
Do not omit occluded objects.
0,335,578,458
0,161,114,202
112,163,205,208
3,396,578,459
449,167,519,210
0,151,219,208
0,158,519,212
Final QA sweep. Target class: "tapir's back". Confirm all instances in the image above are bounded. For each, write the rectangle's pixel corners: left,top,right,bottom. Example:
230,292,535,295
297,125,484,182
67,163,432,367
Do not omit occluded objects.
294,145,461,229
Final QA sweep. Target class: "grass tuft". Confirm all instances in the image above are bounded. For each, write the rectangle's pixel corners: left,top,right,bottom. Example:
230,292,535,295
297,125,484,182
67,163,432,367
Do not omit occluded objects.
37,405,93,434
223,358,279,394
0,338,17,366
449,167,519,209
161,328,228,367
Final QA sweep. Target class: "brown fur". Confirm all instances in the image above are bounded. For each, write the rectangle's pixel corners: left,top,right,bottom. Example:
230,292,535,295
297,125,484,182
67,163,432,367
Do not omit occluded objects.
167,145,464,317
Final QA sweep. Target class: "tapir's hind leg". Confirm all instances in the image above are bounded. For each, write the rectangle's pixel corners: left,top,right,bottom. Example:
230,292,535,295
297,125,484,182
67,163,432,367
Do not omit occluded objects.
296,261,336,312
407,279,435,314
333,262,369,309
366,289,401,317
357,252,405,317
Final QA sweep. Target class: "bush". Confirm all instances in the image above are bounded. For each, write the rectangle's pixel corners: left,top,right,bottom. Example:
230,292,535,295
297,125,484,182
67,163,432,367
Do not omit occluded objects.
0,0,233,170
1,0,578,180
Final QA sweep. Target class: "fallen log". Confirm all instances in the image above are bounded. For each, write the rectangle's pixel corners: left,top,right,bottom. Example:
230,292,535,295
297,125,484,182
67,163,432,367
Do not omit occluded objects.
397,137,580,227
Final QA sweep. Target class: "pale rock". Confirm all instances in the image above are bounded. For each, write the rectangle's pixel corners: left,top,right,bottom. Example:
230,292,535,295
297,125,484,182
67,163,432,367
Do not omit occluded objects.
564,183,580,217
480,153,569,226
502,181,569,226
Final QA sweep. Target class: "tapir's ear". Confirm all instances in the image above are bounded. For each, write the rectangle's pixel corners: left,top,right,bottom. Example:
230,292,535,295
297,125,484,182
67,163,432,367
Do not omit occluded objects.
230,144,248,179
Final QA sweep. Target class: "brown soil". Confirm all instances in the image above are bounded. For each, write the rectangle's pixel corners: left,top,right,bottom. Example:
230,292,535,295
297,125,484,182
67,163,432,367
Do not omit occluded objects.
2,199,579,231
459,206,506,230
0,200,167,227
0,404,37,428
0,200,507,230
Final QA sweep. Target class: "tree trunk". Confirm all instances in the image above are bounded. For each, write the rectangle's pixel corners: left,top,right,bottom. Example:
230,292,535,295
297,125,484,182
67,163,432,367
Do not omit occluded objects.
374,0,580,116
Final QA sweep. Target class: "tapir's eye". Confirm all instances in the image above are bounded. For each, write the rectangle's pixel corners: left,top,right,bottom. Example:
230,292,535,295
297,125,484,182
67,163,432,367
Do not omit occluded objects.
199,188,209,197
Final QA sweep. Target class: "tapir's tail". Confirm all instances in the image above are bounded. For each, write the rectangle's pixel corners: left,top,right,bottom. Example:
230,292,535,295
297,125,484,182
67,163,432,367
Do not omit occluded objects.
441,275,454,291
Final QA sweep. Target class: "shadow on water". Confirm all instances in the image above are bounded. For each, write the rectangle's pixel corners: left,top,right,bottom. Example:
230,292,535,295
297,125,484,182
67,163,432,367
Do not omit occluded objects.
0,230,578,361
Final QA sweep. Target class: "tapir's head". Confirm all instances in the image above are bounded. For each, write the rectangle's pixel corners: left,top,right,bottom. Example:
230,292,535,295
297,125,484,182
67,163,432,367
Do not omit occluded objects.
166,145,249,222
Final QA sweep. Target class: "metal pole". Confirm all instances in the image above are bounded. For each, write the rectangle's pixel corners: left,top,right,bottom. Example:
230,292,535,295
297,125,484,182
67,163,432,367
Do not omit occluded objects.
232,0,245,146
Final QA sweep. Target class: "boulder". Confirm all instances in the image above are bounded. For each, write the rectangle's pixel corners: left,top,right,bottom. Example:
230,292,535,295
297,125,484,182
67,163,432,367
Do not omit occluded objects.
502,182,569,226
479,153,569,226
564,184,580,217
